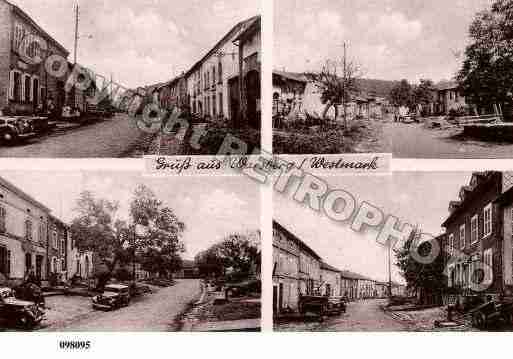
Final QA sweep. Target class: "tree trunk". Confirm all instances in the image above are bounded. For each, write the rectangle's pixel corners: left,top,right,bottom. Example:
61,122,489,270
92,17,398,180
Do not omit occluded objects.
322,102,332,121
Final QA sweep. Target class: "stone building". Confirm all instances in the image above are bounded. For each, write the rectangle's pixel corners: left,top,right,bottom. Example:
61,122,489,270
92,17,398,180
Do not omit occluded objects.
0,176,50,284
273,220,322,315
442,171,513,301
0,0,70,114
47,214,69,283
320,261,341,297
185,15,260,127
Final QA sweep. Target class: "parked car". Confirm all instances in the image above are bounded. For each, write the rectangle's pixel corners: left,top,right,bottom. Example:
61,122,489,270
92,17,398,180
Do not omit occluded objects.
14,282,45,307
92,284,130,310
0,287,44,329
470,299,513,329
298,295,346,318
0,116,36,144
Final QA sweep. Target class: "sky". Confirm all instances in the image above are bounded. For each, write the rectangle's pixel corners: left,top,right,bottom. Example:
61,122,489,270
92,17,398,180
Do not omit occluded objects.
274,172,472,284
0,171,260,260
10,0,260,89
274,0,493,83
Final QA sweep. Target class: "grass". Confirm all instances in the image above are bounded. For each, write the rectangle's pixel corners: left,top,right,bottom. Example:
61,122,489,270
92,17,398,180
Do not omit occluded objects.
273,118,387,154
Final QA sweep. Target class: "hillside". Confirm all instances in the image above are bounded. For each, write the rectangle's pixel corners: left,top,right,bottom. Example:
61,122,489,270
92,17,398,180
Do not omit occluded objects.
356,78,400,98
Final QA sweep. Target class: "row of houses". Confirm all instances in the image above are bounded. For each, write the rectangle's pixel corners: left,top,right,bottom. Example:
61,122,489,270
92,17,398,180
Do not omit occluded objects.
439,171,513,302
272,70,390,124
273,220,405,316
0,176,93,286
145,15,261,128
0,0,96,116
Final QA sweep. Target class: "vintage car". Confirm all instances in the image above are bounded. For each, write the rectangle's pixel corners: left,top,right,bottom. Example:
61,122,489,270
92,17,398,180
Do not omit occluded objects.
298,295,346,318
92,284,130,310
0,287,44,329
470,299,513,329
0,116,36,144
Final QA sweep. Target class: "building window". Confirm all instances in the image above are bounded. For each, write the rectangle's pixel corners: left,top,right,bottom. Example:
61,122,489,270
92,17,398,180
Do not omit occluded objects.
484,248,493,280
52,230,58,249
218,61,223,84
0,206,6,233
212,65,216,86
471,215,478,244
25,219,32,240
448,233,454,255
459,224,466,250
38,222,46,243
0,246,10,278
213,93,216,117
12,71,21,102
483,203,492,237
24,75,31,102
219,92,223,117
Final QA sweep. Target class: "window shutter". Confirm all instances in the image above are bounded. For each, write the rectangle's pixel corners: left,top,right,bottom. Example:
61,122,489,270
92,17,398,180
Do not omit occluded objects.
8,71,14,100
21,75,25,102
6,250,10,277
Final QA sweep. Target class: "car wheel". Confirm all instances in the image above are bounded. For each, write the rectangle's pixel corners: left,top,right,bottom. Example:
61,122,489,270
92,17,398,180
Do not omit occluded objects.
1,130,18,144
17,314,35,330
472,312,486,329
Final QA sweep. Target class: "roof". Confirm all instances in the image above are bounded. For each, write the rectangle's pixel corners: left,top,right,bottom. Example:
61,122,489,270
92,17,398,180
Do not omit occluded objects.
105,284,129,290
435,80,459,91
442,171,497,226
273,70,308,83
233,15,260,42
186,15,260,77
339,270,373,281
3,0,69,56
0,176,51,213
320,261,341,273
273,220,322,260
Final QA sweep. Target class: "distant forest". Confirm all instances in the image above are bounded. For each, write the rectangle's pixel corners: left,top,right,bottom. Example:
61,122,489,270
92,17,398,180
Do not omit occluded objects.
356,78,400,99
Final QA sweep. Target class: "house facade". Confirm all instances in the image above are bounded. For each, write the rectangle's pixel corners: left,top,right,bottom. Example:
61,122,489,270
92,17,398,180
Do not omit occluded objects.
442,171,513,300
273,220,322,315
157,75,188,112
185,16,260,127
47,215,68,282
0,0,70,114
430,81,469,115
340,270,360,300
320,261,341,297
0,176,50,283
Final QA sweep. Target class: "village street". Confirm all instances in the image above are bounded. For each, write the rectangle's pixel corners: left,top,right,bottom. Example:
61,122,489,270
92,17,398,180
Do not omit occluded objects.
276,299,413,332
384,122,513,159
0,114,153,158
38,279,200,332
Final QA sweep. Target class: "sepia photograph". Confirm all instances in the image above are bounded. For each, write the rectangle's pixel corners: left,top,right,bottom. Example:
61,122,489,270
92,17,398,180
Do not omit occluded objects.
0,172,261,331
273,0,513,158
273,171,513,331
0,0,261,158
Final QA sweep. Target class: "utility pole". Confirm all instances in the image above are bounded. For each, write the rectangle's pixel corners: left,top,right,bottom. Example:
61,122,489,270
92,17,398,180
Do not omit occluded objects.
73,2,79,65
388,243,392,297
343,42,347,128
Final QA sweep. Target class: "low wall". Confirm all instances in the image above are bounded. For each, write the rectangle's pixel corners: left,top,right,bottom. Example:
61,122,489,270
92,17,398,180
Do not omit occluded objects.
463,124,513,142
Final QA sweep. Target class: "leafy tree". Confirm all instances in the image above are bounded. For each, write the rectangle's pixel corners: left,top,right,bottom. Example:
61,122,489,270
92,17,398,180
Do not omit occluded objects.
194,232,260,279
70,185,186,287
413,79,435,115
130,184,186,278
395,226,446,305
389,79,414,109
457,0,513,119
305,58,361,128
70,191,131,289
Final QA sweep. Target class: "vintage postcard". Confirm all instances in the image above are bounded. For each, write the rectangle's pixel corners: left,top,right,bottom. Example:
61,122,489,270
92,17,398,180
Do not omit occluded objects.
0,0,261,158
0,171,261,331
273,171,513,331
273,0,513,158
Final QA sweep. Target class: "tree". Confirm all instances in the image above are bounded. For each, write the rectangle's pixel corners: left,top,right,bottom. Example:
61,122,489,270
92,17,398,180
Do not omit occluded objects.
413,79,435,115
389,79,414,109
70,185,186,287
130,184,186,278
305,58,362,128
395,226,446,305
70,191,131,289
194,232,260,279
457,0,513,120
